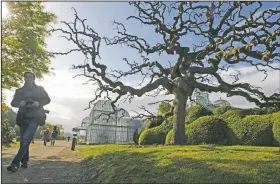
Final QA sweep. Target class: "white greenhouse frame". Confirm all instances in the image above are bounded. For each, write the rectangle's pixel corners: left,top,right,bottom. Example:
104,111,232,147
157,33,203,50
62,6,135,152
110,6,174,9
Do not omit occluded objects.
85,100,143,144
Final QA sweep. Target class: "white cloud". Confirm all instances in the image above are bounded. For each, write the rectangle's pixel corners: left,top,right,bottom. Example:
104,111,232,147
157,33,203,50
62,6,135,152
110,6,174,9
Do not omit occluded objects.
50,114,71,120
210,65,280,108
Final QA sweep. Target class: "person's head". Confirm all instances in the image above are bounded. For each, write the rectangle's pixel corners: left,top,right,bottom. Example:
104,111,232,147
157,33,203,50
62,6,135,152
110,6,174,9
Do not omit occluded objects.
23,71,35,85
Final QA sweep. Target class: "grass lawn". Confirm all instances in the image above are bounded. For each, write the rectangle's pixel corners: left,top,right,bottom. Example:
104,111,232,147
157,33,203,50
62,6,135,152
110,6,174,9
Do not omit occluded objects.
2,139,42,149
77,144,280,183
2,141,20,149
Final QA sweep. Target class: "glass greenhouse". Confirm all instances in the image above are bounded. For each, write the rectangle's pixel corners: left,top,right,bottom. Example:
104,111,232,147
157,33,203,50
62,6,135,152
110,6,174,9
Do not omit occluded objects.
213,97,231,107
187,88,231,110
86,100,143,144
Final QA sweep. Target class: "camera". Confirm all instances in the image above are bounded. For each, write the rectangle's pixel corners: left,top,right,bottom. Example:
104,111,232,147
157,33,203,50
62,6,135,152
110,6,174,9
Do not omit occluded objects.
26,99,34,108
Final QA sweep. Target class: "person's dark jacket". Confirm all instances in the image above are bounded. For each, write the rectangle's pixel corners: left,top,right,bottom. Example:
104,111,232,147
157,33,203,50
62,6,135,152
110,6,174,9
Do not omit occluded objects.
11,84,51,126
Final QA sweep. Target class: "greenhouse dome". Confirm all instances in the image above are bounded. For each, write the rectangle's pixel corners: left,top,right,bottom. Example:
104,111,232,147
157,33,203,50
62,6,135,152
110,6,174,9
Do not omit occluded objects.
86,100,143,144
213,97,231,107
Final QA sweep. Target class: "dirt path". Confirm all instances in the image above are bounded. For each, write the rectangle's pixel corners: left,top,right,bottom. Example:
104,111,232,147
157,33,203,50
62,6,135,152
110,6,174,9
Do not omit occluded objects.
1,140,91,183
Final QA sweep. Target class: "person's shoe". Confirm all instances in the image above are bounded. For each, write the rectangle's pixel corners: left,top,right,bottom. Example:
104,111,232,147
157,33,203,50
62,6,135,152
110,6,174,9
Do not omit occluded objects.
21,162,28,168
7,164,19,172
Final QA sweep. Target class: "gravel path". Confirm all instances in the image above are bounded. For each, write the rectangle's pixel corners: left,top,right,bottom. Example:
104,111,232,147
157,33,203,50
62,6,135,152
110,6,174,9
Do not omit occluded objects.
1,140,91,183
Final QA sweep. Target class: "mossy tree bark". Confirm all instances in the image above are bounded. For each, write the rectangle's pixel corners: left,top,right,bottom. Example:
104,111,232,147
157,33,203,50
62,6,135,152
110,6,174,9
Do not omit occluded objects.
172,86,188,144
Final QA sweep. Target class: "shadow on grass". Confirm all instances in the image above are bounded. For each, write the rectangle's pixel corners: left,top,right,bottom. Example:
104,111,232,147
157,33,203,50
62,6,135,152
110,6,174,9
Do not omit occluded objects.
1,155,91,183
81,149,280,183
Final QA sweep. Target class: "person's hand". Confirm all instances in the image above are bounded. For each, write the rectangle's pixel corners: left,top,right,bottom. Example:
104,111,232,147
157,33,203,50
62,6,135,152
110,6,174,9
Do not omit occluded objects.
30,101,40,108
19,101,26,107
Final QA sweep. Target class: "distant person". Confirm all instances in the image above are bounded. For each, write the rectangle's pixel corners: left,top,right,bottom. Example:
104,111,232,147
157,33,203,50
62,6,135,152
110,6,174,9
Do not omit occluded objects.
67,136,70,142
51,125,58,146
43,128,51,146
7,71,50,173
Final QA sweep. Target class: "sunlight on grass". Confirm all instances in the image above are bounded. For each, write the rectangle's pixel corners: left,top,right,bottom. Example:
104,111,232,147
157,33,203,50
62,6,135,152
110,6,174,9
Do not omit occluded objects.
2,141,20,149
77,144,280,183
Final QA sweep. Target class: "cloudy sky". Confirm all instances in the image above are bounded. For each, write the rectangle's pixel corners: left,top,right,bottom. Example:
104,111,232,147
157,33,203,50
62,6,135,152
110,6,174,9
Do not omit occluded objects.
2,2,279,133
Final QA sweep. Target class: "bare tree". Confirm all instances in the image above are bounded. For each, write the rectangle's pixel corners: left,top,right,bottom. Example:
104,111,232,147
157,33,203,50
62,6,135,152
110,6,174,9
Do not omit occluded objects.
52,2,280,145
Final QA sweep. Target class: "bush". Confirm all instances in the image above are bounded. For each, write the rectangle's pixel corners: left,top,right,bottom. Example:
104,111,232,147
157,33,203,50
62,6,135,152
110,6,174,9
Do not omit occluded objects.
1,119,16,143
157,102,171,116
133,118,161,144
265,107,280,114
165,129,173,145
185,105,212,124
224,116,242,145
212,106,237,115
241,108,268,116
233,115,274,146
185,116,230,145
271,112,280,145
217,108,266,145
165,127,188,145
220,109,247,120
219,107,268,121
138,117,173,145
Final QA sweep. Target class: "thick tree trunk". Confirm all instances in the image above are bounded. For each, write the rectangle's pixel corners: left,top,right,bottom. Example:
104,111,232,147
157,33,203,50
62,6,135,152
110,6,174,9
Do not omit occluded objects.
172,85,188,145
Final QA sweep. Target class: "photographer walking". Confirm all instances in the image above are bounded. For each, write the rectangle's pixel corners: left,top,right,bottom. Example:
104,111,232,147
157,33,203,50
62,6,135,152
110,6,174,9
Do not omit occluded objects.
7,71,51,172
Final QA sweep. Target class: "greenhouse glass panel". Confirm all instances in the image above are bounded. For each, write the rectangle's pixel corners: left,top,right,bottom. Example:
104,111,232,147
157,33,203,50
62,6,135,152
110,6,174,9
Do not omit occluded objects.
86,100,143,144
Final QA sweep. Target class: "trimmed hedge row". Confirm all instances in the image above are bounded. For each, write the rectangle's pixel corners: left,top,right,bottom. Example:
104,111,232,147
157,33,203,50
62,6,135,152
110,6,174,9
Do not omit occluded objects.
214,106,268,119
272,112,280,145
166,112,280,146
185,105,212,124
133,118,163,144
138,117,173,145
166,116,230,145
135,103,280,146
233,115,274,146
212,106,237,115
165,129,174,145
185,116,230,145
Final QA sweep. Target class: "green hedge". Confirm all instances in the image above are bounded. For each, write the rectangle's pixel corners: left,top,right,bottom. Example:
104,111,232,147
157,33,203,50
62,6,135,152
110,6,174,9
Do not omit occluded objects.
272,112,280,145
133,118,161,144
217,107,268,145
241,108,268,116
233,115,273,146
185,116,230,145
220,109,246,120
185,105,212,124
265,107,280,114
212,106,237,115
216,107,268,120
166,109,278,146
164,128,188,145
165,129,174,145
138,117,173,145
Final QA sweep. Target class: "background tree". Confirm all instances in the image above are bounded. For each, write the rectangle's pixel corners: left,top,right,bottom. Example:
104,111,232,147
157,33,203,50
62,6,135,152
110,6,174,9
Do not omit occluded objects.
53,2,280,144
2,107,17,127
35,123,64,140
1,103,16,143
2,2,56,90
157,102,172,117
